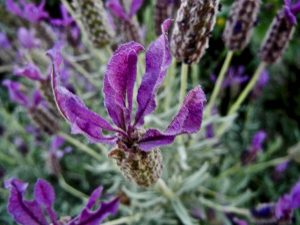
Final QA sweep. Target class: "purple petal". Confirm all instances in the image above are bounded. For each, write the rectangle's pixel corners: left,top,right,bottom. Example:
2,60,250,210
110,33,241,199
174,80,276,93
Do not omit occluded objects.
134,19,172,126
5,178,48,225
51,5,73,27
103,42,144,130
166,86,206,135
138,129,175,151
23,0,48,23
14,63,44,81
290,181,300,208
275,195,293,219
50,136,65,150
32,90,43,107
0,32,11,49
251,131,267,151
48,46,117,144
86,187,103,209
34,179,55,208
18,27,40,49
6,0,22,16
68,198,119,225
291,1,300,14
2,80,30,107
106,0,129,21
129,0,144,17
284,6,297,25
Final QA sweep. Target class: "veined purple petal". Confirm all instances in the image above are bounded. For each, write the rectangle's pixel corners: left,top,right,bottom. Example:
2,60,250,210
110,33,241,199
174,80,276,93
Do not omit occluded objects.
166,86,206,135
129,0,144,17
138,129,175,151
68,197,119,225
3,80,30,107
106,0,129,21
48,47,117,144
284,5,297,25
291,1,300,14
135,19,172,126
33,179,53,208
5,178,48,225
103,42,144,130
138,86,206,151
14,63,44,81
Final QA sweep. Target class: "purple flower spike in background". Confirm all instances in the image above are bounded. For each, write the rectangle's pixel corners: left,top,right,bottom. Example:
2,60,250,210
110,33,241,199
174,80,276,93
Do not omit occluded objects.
0,32,11,49
5,178,119,225
6,0,48,23
18,27,40,49
49,19,206,186
241,130,267,165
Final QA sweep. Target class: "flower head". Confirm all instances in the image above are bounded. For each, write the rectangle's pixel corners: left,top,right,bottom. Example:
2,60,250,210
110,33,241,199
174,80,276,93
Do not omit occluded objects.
0,32,11,49
49,19,206,185
5,178,119,225
6,0,48,23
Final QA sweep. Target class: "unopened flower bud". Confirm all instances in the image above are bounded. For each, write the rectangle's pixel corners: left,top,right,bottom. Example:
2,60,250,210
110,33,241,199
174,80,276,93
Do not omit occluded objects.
223,0,261,51
260,9,295,64
74,0,114,48
171,0,219,64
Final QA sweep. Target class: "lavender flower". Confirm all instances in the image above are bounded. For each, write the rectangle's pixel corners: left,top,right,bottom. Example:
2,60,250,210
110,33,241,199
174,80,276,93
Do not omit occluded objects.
17,27,40,49
260,0,300,64
252,69,269,98
49,20,206,186
241,130,267,165
50,5,74,27
106,0,144,43
6,0,48,23
251,180,300,224
5,178,119,225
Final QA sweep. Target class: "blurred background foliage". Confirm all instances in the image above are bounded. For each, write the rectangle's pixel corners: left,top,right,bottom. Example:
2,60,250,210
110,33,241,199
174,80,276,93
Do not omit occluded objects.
0,0,300,224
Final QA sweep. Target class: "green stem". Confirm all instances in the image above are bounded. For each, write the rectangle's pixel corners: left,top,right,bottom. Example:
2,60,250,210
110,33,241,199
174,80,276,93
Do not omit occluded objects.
156,179,175,199
199,197,250,218
217,156,290,179
58,175,88,200
205,51,234,116
191,64,200,87
228,62,266,115
59,132,102,162
101,214,141,225
164,59,176,111
179,64,189,104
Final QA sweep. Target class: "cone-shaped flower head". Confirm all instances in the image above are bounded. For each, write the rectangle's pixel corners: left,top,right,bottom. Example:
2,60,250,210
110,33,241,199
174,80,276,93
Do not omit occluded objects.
106,0,144,43
171,0,219,64
49,20,206,187
223,0,261,51
74,0,114,48
5,178,119,225
260,0,300,64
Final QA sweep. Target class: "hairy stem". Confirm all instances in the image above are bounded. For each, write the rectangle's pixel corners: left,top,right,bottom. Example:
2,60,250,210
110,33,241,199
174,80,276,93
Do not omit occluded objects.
179,64,189,104
58,175,88,200
101,214,141,225
228,62,266,115
205,51,234,116
164,59,177,111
